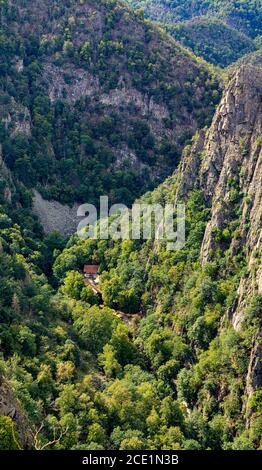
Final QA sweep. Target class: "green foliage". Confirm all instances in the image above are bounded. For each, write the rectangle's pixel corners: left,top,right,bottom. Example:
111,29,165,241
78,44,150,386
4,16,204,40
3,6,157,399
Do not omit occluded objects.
99,344,122,378
60,270,85,300
0,0,220,207
0,417,20,450
128,0,262,38
170,18,256,68
128,0,262,67
0,172,260,450
0,0,260,453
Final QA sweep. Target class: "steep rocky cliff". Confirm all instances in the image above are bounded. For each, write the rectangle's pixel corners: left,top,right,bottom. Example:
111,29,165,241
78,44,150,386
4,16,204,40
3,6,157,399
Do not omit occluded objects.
174,64,262,421
0,375,31,449
176,65,261,326
0,144,14,204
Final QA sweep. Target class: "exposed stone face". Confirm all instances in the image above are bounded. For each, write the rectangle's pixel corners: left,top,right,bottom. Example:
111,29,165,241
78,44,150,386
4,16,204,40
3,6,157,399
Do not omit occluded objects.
198,66,262,330
43,63,99,104
0,98,31,138
32,190,80,237
176,129,206,199
199,66,262,200
173,65,262,419
0,376,32,448
42,62,172,145
176,66,261,327
0,145,14,203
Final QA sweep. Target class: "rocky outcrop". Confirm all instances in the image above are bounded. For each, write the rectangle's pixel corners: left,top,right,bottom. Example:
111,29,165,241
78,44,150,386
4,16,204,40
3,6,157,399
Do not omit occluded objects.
0,98,31,138
0,376,32,449
43,62,172,144
43,63,99,105
176,66,261,327
0,145,14,203
246,333,262,415
173,65,262,421
32,190,80,236
198,66,262,330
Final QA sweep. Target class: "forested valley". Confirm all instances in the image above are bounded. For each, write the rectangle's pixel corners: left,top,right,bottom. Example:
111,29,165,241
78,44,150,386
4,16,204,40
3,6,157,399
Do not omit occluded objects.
0,0,261,452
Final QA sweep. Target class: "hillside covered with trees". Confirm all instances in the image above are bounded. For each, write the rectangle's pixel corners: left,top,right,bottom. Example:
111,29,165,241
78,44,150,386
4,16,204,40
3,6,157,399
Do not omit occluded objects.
168,17,256,68
127,0,262,67
0,62,261,450
0,0,261,455
0,0,220,207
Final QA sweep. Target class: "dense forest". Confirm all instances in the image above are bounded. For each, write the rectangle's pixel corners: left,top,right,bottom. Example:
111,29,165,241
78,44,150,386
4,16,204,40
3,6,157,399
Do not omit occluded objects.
0,0,261,453
168,17,256,67
127,0,262,67
127,0,262,35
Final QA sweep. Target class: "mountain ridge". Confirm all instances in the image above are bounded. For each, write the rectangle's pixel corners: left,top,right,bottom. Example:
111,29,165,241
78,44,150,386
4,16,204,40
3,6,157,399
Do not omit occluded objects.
127,0,262,67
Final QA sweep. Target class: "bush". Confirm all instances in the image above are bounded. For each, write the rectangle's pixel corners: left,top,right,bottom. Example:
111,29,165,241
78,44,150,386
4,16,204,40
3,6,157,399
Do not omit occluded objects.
0,416,20,450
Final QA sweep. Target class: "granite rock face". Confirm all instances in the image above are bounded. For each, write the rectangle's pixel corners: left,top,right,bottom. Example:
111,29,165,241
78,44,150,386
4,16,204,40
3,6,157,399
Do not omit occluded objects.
175,65,262,416
32,190,81,237
200,66,261,332
0,375,32,448
0,145,14,203
177,66,261,321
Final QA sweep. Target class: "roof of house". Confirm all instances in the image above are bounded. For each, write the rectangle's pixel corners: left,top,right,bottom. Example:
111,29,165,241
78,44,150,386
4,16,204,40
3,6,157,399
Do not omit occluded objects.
83,265,99,274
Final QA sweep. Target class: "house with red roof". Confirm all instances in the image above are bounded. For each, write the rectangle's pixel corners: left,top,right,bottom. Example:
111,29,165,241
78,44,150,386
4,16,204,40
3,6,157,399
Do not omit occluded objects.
83,265,99,280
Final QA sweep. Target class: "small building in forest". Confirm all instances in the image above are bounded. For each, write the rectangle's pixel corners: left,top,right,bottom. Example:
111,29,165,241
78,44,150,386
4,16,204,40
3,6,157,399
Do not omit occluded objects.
83,265,101,297
83,265,99,281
